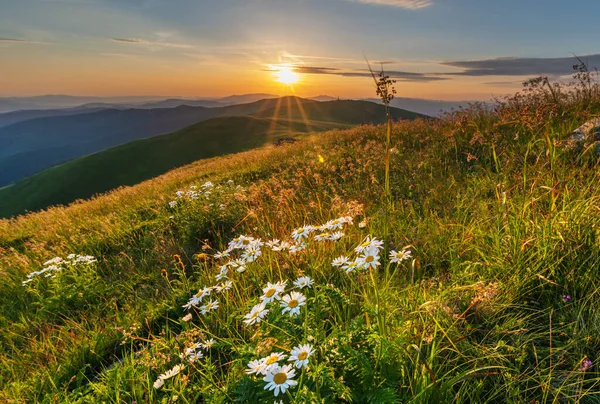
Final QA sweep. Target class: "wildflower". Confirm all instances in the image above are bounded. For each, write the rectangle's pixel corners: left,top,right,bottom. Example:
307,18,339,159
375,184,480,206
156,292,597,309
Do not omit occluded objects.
581,359,593,371
293,276,314,289
246,359,268,375
200,299,219,314
358,219,367,228
288,344,315,369
324,218,344,230
280,291,306,317
343,260,360,274
181,346,204,363
168,201,177,208
314,232,331,242
292,226,314,241
261,281,286,303
215,266,229,281
263,364,298,397
182,313,193,322
154,364,185,389
202,181,214,189
213,250,230,259
200,338,215,350
389,249,412,263
182,295,203,310
219,280,233,292
356,246,381,269
562,295,571,302
244,302,269,326
231,259,247,273
241,245,261,262
263,352,287,369
289,242,307,254
354,236,383,254
266,239,282,250
153,378,165,389
328,231,345,241
332,256,350,267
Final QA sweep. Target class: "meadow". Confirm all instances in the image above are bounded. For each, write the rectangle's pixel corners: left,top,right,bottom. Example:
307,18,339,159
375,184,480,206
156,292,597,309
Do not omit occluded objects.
1,74,600,403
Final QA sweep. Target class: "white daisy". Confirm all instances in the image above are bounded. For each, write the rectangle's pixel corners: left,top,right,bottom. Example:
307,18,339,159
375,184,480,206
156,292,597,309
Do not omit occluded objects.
289,242,307,254
213,250,230,259
343,260,360,274
314,232,331,242
168,201,178,208
244,302,269,326
328,231,345,241
200,299,219,314
354,236,384,254
280,291,306,317
332,256,350,267
293,276,314,289
200,338,215,350
356,246,381,269
260,281,286,303
215,266,229,281
262,352,287,371
389,249,412,263
288,344,315,368
291,226,314,241
263,364,298,397
246,359,268,375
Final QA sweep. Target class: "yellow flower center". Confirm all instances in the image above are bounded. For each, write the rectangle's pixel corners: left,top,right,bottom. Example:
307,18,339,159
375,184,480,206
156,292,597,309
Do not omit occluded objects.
242,239,250,245
365,256,374,263
297,351,308,360
288,299,299,308
273,372,287,385
396,252,405,258
265,356,279,365
265,289,276,298
361,241,370,247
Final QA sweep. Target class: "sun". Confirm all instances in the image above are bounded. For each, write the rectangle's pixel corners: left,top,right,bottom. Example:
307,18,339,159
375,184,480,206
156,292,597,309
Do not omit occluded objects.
274,65,299,85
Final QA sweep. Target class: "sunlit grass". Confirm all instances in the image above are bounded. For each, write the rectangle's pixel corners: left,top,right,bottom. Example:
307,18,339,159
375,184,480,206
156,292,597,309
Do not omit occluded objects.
1,75,600,402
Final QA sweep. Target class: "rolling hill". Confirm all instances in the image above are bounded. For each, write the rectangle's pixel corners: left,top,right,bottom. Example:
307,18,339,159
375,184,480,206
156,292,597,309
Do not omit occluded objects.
0,110,382,218
0,98,426,188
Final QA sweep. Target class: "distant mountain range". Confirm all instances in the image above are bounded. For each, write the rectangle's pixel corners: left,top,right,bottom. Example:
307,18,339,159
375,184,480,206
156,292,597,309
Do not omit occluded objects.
0,98,426,217
0,93,472,115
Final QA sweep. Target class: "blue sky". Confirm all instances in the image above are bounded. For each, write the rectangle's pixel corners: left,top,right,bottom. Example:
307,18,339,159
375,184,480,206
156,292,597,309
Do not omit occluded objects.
1,0,599,99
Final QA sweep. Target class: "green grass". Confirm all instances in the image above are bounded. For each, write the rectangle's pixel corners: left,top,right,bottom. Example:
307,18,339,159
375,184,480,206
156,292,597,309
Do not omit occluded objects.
1,81,600,403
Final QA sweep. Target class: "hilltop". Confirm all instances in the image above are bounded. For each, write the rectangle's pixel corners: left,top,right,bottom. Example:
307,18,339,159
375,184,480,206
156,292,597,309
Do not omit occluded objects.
1,81,600,402
0,97,425,188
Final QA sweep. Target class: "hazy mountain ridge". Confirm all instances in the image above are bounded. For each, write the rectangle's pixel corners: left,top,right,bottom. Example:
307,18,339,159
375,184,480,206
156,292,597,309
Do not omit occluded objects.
0,99,426,217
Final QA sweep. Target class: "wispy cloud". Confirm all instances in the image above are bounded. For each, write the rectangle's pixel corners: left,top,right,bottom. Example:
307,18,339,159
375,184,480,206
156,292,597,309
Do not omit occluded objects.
346,0,433,9
110,37,193,49
440,54,600,77
279,65,446,82
0,37,47,44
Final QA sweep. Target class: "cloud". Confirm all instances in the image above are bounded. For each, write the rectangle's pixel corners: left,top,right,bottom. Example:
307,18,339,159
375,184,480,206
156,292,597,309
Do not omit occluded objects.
440,54,600,77
289,65,447,82
110,37,193,49
0,37,46,44
346,0,432,9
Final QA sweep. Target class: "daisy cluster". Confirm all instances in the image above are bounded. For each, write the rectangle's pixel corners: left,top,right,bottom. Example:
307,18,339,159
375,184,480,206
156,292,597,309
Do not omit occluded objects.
246,344,315,397
168,180,245,209
332,236,411,273
22,254,97,285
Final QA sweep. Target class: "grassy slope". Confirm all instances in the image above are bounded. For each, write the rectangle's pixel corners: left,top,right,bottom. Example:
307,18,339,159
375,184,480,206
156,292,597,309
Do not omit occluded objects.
0,100,424,218
1,86,600,402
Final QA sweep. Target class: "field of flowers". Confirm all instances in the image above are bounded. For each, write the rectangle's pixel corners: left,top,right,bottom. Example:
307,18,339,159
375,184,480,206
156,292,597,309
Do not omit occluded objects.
1,79,600,402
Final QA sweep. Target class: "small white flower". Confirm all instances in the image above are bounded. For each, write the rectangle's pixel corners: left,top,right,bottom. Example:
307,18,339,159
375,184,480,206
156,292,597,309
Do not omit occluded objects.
246,358,268,375
153,377,164,389
263,364,298,397
356,246,381,269
293,276,314,289
215,266,229,281
332,256,350,268
314,232,331,242
213,250,230,259
244,302,269,326
343,260,360,274
291,226,314,241
289,242,307,254
288,344,315,368
260,281,286,303
354,236,383,253
200,299,219,314
200,338,215,350
328,231,345,241
168,200,178,208
389,249,412,263
280,291,306,317
358,219,368,228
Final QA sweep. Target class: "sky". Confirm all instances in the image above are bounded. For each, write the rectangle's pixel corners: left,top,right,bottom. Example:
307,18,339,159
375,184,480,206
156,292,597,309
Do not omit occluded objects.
1,0,600,100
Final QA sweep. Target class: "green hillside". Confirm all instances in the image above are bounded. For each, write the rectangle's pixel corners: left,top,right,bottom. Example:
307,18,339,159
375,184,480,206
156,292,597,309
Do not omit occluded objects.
0,116,340,218
0,100,425,218
2,82,600,402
